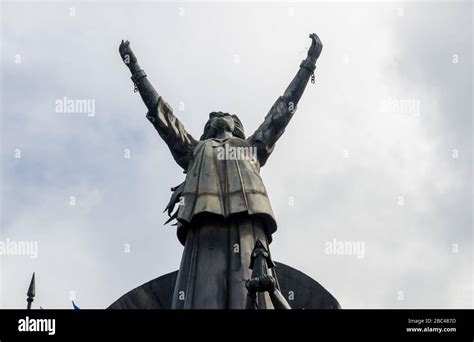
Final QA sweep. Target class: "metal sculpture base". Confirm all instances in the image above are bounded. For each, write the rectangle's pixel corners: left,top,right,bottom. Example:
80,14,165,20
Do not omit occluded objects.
108,262,341,310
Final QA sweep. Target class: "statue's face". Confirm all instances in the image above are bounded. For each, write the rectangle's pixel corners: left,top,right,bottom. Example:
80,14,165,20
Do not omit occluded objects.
201,112,244,140
208,112,235,133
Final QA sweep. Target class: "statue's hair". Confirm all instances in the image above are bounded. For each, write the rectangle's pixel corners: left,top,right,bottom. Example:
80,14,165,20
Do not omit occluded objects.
200,112,245,140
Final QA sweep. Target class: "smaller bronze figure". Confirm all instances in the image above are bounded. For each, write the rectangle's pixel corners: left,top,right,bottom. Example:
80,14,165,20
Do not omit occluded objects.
245,240,291,309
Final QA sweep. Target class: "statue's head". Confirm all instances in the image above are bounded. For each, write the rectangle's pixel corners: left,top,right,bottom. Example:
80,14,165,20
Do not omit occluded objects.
200,112,245,140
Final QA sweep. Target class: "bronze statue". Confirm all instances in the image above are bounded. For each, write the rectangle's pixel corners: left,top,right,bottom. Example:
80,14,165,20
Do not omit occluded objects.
115,34,337,309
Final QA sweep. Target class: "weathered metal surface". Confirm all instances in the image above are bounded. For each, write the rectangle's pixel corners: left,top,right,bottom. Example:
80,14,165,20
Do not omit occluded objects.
108,262,340,310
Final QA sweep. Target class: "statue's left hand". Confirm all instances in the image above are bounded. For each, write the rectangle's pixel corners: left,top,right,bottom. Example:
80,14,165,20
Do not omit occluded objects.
308,33,323,60
119,40,138,67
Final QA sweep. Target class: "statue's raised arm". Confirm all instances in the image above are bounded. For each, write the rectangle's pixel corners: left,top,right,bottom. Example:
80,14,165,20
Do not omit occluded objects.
119,40,197,170
247,33,323,166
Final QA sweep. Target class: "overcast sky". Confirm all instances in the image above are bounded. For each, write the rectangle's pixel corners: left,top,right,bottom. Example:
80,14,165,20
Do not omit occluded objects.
1,1,472,309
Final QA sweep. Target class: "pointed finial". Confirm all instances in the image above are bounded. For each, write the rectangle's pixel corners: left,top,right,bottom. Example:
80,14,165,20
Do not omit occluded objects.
26,272,35,310
72,300,80,310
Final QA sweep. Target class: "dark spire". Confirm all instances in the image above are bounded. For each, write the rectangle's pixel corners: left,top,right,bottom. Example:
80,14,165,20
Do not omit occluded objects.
26,272,35,310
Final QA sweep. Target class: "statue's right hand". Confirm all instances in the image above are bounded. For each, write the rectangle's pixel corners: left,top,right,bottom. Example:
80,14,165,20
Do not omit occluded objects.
308,33,323,60
119,40,137,67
